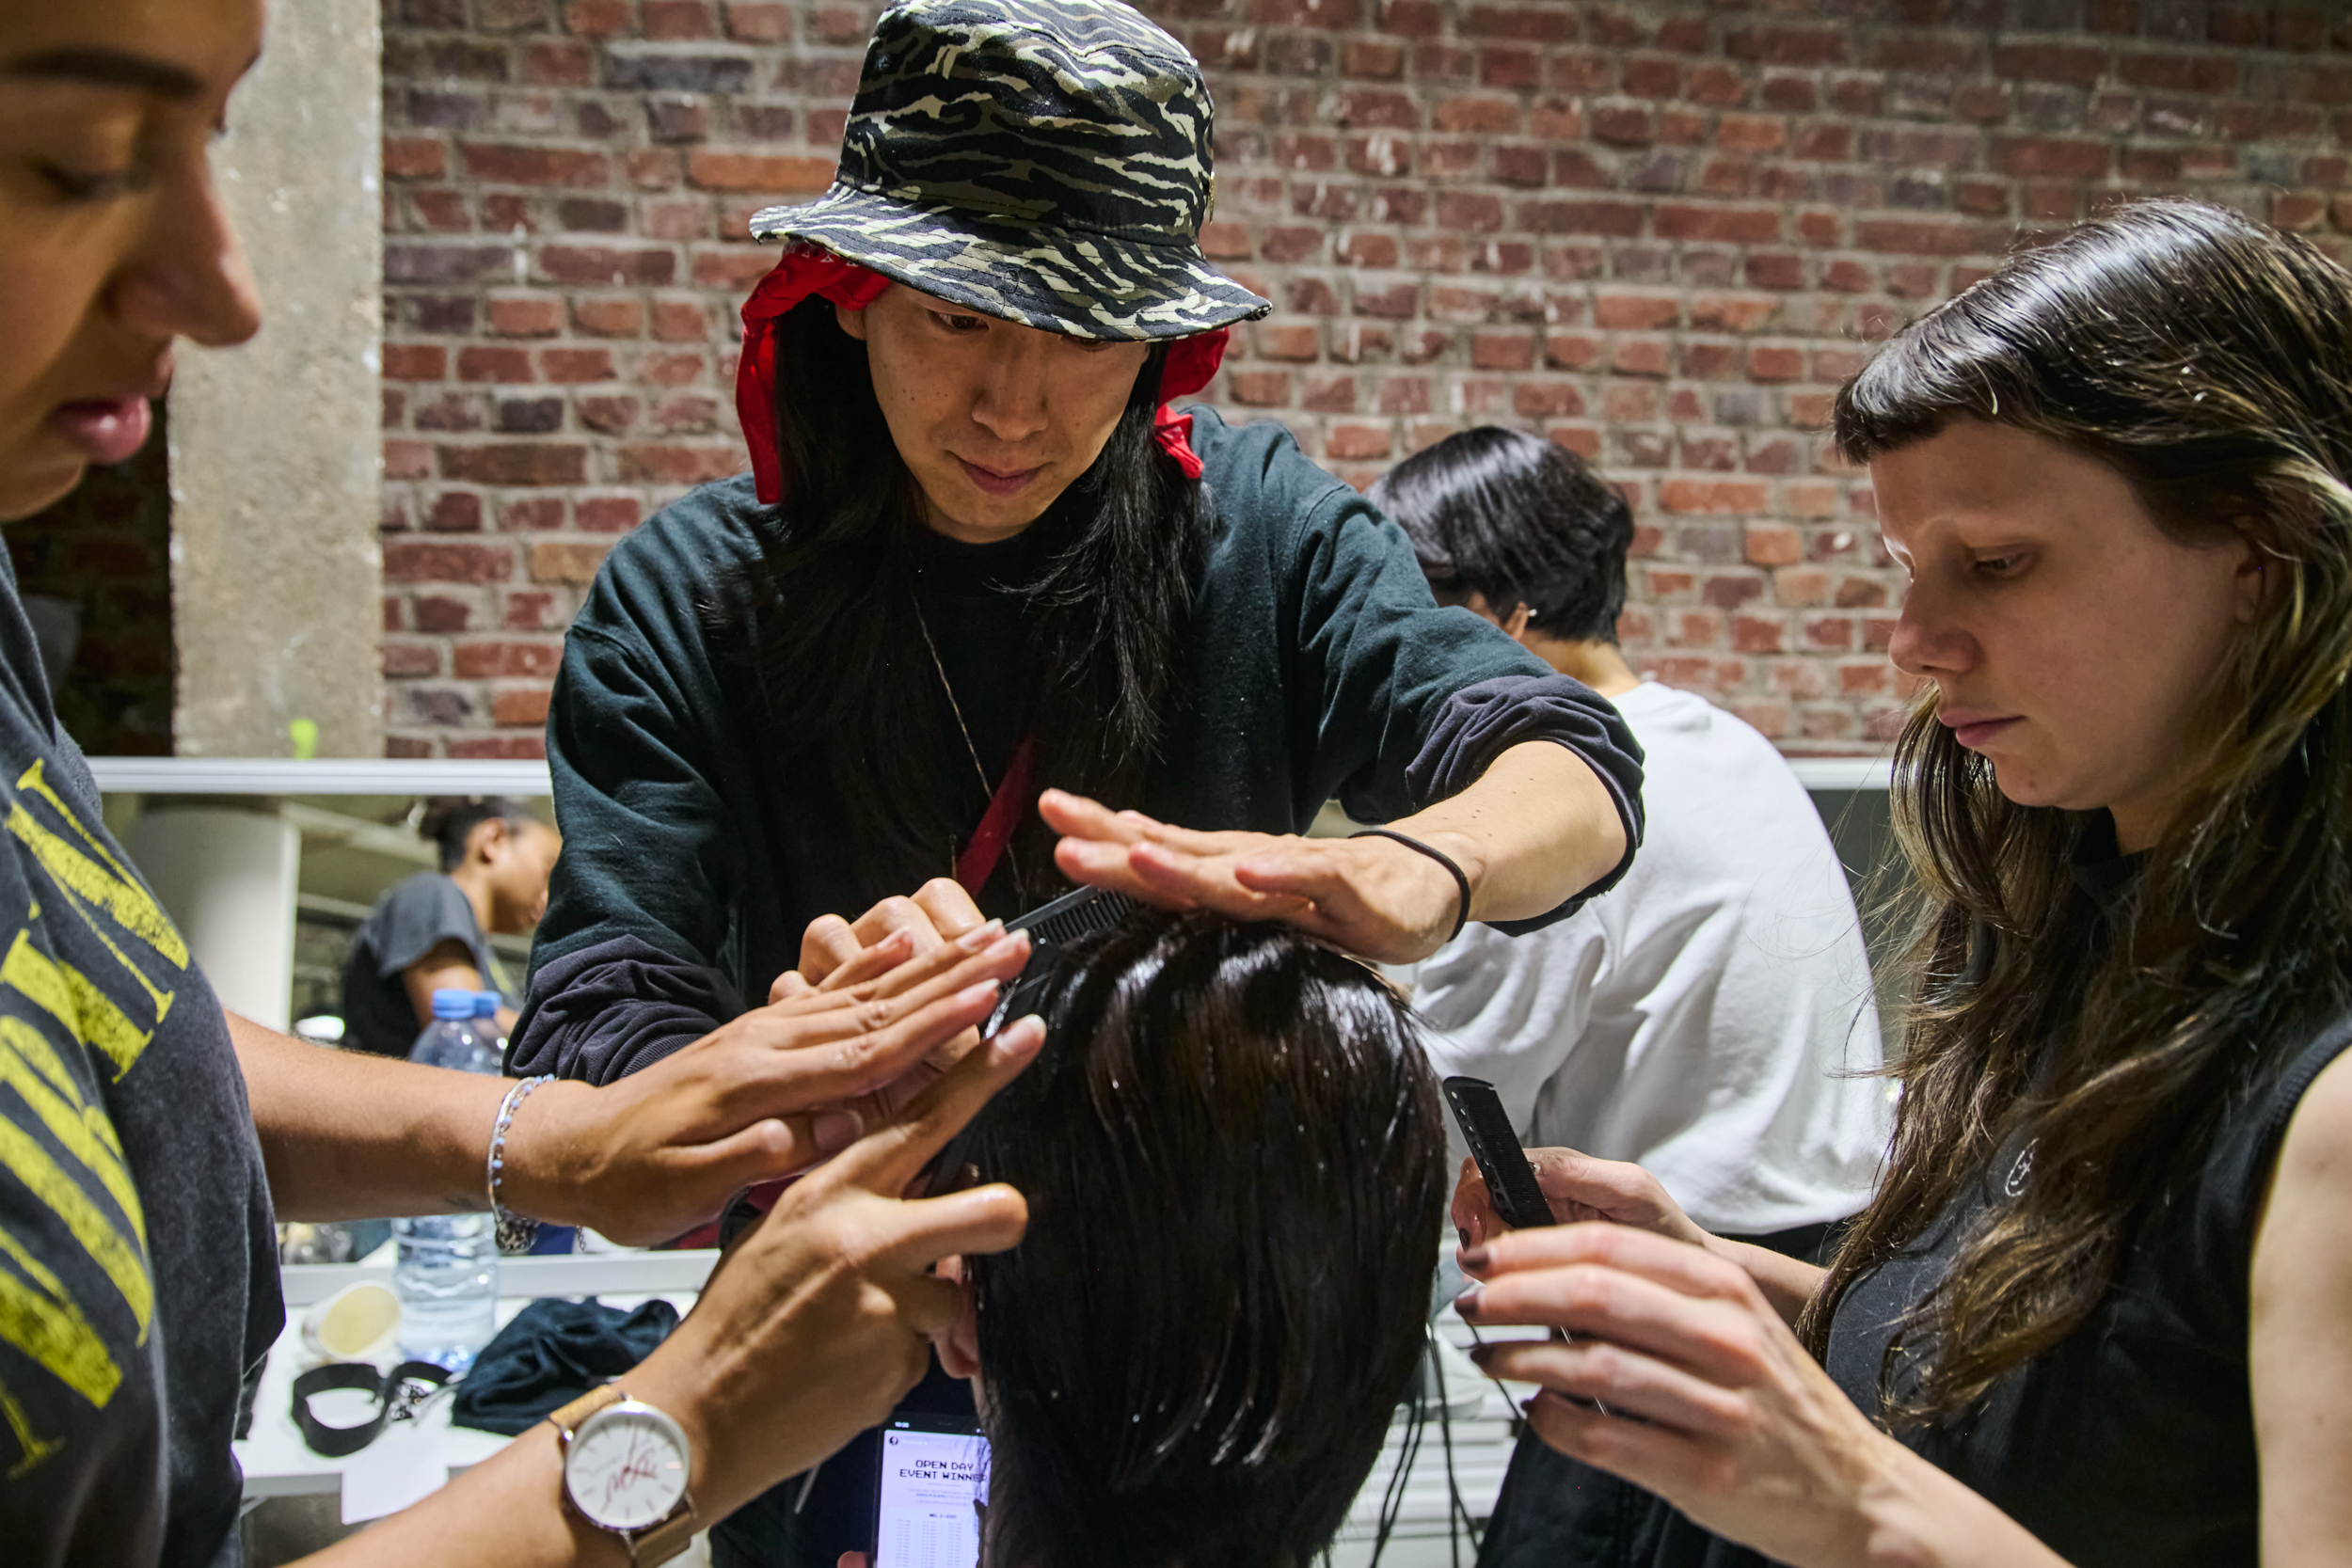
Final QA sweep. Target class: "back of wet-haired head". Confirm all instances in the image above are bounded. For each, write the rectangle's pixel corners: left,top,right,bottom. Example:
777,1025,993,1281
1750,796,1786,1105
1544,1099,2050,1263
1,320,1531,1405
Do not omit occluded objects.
415,796,539,874
961,910,1447,1568
1369,425,1634,644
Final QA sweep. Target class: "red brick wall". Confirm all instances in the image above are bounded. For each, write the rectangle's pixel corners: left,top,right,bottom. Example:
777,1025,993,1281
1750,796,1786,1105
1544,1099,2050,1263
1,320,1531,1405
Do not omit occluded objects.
9,405,175,755
378,0,2351,757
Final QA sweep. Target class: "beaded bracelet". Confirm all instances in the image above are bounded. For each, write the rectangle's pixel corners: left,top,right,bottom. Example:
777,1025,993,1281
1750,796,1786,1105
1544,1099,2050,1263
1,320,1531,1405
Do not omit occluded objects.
488,1074,554,1255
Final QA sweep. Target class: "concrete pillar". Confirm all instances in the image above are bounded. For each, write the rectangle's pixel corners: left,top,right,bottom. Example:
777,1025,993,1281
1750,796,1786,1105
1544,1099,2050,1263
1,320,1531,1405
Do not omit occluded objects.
167,0,384,759
125,803,300,1030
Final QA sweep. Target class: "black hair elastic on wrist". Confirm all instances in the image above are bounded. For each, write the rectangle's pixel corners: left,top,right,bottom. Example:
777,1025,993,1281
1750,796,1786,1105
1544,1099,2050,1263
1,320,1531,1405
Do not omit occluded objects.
1350,829,1472,943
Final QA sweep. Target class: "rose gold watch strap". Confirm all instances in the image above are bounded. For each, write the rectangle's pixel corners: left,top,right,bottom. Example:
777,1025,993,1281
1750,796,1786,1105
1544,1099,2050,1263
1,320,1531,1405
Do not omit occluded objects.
548,1382,625,1444
626,1497,702,1566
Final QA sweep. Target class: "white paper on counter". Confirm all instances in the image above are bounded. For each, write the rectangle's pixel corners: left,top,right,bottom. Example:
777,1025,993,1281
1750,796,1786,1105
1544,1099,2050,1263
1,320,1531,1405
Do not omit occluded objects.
340,1425,448,1524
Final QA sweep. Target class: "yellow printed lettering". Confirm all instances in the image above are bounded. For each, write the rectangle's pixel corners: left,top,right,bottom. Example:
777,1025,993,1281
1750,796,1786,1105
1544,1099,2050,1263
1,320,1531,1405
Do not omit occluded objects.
4,797,187,968
0,1020,124,1170
0,1119,148,1338
0,930,155,1084
0,1226,120,1415
0,1022,142,1247
46,897,174,1044
0,1376,64,1480
13,763,151,909
0,997,82,1109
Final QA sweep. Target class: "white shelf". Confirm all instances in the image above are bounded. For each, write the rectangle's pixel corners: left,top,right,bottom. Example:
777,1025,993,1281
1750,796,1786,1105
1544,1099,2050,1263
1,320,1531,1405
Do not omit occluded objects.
87,757,553,796
1784,755,1892,791
92,753,1889,796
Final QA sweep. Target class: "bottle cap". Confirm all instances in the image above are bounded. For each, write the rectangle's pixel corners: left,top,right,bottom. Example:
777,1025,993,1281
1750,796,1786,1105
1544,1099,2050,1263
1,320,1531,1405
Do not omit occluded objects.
473,991,501,1018
431,988,475,1020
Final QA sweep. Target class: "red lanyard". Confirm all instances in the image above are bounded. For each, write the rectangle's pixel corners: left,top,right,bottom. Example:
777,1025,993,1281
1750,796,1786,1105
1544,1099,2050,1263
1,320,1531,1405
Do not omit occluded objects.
953,735,1037,896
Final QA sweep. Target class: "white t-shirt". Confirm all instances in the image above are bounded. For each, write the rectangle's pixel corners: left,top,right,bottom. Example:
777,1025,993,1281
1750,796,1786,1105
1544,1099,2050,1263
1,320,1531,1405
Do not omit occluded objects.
1412,680,1891,1235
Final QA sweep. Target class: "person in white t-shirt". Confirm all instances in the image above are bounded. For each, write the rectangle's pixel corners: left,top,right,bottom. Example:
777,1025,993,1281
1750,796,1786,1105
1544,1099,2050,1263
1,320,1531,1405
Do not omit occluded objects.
1371,428,1889,1257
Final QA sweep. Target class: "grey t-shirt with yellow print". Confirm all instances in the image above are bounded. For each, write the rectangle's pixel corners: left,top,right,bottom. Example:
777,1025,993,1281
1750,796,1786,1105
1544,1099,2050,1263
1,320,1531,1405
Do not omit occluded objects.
0,556,281,1566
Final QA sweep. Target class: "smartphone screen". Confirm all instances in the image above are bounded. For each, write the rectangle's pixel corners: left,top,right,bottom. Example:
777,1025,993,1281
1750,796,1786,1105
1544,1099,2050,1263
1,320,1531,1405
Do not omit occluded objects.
873,1414,991,1568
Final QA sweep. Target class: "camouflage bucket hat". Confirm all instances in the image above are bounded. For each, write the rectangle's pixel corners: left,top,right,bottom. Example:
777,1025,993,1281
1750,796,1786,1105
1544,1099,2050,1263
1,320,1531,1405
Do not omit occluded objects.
748,0,1271,341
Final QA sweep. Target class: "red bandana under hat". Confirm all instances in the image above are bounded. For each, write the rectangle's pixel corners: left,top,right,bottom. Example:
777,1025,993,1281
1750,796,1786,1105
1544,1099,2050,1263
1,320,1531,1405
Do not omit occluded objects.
734,249,1228,506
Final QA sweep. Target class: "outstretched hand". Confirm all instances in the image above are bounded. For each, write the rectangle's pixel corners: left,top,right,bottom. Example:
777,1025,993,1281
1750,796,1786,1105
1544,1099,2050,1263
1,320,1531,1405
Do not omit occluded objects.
1041,788,1470,963
623,1007,1042,1525
502,919,1031,1245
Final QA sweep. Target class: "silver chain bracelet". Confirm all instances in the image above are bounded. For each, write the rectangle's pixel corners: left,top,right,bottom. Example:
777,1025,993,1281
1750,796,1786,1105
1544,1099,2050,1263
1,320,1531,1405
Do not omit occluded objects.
488,1074,554,1255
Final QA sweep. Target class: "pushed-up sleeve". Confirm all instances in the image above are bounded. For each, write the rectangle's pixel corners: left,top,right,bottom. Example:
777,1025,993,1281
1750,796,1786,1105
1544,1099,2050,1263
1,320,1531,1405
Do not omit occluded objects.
1279,478,1645,933
507,621,744,1085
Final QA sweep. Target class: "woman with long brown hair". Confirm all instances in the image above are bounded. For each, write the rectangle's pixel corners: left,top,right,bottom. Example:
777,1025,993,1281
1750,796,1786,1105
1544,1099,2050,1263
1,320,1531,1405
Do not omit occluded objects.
1454,198,2352,1567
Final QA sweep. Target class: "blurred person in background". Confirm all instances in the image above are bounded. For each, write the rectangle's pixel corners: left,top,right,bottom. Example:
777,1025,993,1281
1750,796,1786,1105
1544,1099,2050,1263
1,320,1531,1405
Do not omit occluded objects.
0,4,1054,1564
340,796,562,1054
1374,428,1888,1264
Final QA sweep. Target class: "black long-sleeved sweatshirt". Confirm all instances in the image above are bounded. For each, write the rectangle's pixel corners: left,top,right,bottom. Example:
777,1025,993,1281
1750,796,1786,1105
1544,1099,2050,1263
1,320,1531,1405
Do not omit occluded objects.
511,407,1645,1084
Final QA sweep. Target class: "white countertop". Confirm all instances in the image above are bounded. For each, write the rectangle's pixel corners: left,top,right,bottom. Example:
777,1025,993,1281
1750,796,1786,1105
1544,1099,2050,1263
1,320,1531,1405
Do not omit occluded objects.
241,1253,718,1510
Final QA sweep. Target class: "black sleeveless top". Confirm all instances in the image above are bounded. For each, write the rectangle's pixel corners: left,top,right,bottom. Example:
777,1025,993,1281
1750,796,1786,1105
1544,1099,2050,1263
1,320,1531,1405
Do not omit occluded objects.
1818,1014,2351,1567
1477,846,2352,1568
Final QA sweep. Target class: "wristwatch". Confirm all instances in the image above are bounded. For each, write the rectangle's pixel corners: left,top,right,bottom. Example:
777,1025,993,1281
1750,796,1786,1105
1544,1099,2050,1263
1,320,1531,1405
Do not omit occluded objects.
549,1384,700,1564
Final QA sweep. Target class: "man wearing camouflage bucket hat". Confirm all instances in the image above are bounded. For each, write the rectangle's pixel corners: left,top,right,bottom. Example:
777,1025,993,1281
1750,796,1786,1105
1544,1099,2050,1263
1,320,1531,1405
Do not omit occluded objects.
747,0,1266,340
511,0,1646,1560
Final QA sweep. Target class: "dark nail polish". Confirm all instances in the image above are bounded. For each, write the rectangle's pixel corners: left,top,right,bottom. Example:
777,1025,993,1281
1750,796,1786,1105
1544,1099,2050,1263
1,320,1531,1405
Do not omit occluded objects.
1456,1227,1470,1250
1454,1287,1482,1319
1457,1243,1489,1272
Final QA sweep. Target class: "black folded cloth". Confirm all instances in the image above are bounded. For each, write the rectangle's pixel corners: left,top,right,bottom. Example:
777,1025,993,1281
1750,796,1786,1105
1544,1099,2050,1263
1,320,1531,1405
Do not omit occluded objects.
450,1296,679,1435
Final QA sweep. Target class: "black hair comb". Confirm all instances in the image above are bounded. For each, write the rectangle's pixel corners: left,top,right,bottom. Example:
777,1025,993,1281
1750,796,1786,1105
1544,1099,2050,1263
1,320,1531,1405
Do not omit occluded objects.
981,884,1140,1036
929,885,1140,1192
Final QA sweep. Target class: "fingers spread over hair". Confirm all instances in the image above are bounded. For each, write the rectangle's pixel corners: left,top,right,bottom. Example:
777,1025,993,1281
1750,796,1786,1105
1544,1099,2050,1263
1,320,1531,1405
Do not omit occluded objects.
913,878,988,943
1038,787,1151,846
822,1013,1046,1200
798,911,863,984
850,894,948,956
874,1186,1031,1282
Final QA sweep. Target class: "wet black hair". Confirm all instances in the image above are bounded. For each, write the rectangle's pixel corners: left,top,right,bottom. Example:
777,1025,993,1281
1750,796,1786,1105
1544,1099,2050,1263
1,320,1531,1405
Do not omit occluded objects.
1369,426,1634,644
416,796,541,874
961,909,1447,1568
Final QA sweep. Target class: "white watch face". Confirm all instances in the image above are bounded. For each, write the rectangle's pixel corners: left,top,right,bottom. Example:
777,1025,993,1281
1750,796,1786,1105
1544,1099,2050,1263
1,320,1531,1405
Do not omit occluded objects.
565,1404,691,1531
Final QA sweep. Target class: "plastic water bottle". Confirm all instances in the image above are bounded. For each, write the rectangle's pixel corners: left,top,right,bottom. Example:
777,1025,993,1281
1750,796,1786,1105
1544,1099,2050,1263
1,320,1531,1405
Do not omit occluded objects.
393,990,501,1372
410,987,501,1075
470,989,506,1071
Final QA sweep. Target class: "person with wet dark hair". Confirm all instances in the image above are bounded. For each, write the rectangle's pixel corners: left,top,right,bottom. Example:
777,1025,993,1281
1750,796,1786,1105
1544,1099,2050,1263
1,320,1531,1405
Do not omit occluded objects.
339,797,562,1053
1458,200,2352,1568
1373,430,1883,1266
861,910,1449,1568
